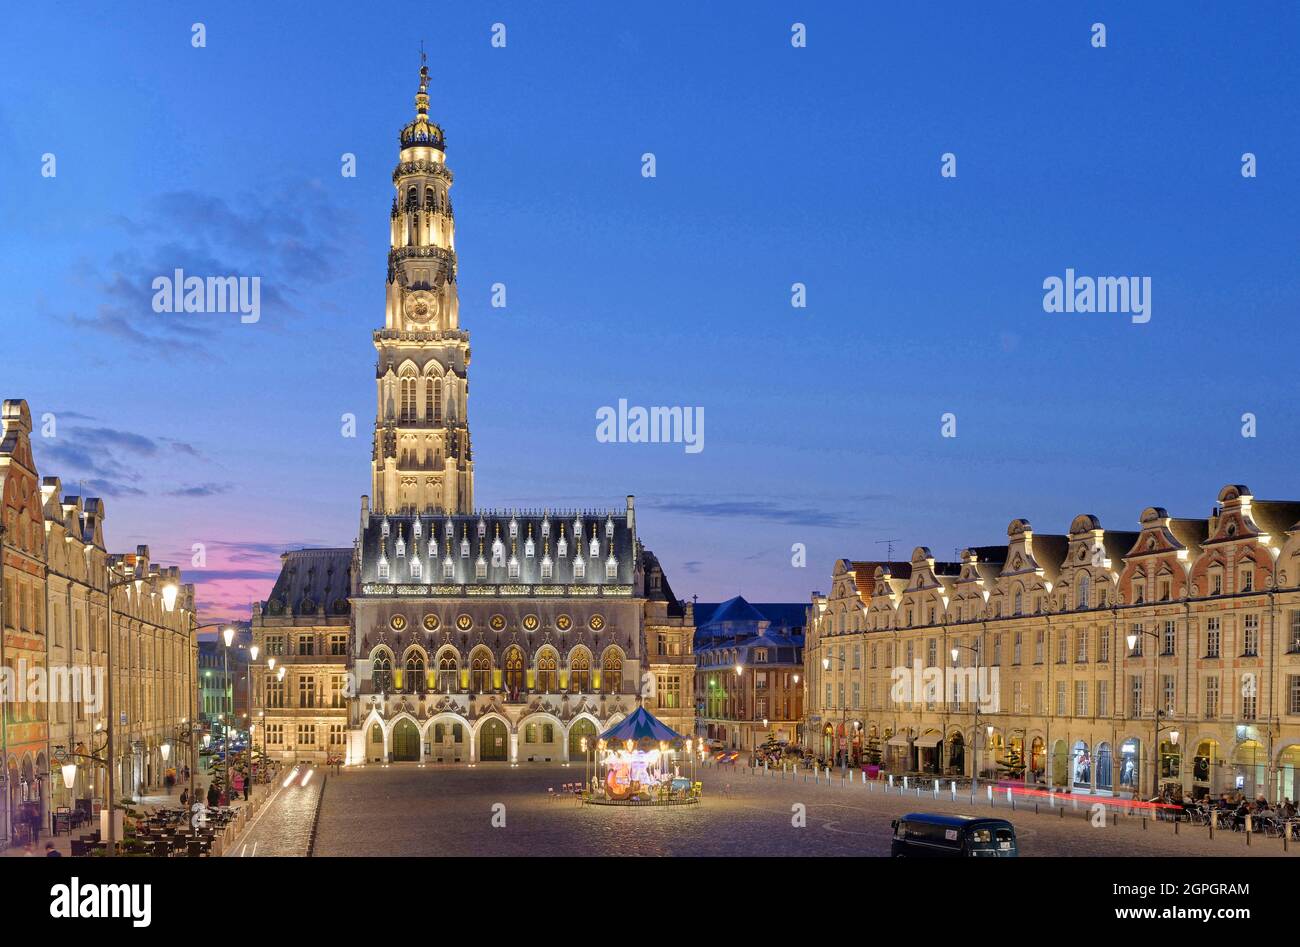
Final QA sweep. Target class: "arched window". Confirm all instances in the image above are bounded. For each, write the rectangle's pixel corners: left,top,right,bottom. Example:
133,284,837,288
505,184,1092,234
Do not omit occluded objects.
373,654,392,693
602,651,623,694
470,652,493,693
537,651,558,693
425,186,435,210
404,654,425,693
400,373,417,422
438,654,458,692
424,376,436,421
569,651,590,693
504,647,524,696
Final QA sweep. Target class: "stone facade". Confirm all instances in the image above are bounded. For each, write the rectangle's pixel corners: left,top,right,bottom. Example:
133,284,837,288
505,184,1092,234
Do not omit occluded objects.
252,65,694,767
0,399,197,844
805,484,1300,803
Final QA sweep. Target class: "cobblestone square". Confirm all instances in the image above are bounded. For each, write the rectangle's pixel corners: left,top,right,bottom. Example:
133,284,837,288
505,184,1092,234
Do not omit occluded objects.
304,764,1296,857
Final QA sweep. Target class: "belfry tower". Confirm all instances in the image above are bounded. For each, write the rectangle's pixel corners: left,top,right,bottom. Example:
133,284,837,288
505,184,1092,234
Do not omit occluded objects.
371,58,473,514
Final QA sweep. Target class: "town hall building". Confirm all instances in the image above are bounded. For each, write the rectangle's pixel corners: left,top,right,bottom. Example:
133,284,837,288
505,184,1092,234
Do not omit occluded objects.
251,62,695,766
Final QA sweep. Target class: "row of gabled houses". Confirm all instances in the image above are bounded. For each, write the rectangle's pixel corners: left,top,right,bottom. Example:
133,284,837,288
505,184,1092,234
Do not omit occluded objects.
805,484,1300,802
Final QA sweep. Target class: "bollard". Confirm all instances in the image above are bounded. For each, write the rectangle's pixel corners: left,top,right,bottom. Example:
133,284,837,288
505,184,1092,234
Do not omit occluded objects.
1059,806,1064,819
1208,819,1213,840
888,774,895,789
1174,819,1179,835
1035,803,1040,815
987,784,993,805
1142,817,1147,831
903,776,909,790
1006,787,1012,804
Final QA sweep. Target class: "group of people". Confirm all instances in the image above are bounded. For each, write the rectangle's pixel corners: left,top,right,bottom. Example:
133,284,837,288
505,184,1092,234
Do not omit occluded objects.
1159,785,1298,831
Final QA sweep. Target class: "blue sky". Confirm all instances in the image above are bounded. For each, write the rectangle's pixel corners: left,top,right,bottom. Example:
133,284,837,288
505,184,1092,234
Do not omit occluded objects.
2,2,1298,618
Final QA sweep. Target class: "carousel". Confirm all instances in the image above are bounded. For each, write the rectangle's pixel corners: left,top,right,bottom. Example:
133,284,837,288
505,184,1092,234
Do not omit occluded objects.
582,702,701,806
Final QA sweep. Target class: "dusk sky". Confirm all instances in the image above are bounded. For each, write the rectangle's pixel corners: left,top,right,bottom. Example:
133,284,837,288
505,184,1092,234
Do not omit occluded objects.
2,3,1299,622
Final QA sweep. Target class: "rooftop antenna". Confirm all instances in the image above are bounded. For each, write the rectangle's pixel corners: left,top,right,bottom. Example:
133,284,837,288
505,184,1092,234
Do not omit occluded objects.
875,538,901,562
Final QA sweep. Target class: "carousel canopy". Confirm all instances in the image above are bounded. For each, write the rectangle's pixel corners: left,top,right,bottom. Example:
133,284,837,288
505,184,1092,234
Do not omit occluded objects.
599,703,686,749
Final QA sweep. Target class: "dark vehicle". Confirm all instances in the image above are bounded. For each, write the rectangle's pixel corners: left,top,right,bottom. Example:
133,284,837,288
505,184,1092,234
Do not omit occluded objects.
890,813,1017,857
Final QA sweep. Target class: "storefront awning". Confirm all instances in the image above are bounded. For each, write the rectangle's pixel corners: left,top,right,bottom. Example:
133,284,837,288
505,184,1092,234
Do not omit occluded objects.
886,733,913,748
915,732,944,748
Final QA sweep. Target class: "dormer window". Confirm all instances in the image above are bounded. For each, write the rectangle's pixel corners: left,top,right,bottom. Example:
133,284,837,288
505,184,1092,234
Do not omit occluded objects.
491,537,505,568
413,518,422,539
477,519,486,538
509,518,518,539
460,537,470,558
443,556,454,580
589,535,600,559
606,554,617,579
541,555,553,580
557,534,568,558
541,517,550,538
410,555,422,579
1133,582,1145,604
573,556,586,580
378,556,390,580
508,555,520,580
381,517,390,538
606,516,615,539
395,534,406,558
1241,568,1254,593
525,536,535,559
475,555,487,580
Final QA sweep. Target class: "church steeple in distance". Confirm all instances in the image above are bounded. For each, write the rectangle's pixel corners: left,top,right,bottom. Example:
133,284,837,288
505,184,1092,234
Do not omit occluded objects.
372,56,473,515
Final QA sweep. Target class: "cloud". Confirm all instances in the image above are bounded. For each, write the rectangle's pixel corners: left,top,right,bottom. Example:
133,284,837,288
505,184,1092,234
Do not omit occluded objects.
165,482,232,498
181,567,282,583
63,181,350,354
643,495,876,529
82,478,146,498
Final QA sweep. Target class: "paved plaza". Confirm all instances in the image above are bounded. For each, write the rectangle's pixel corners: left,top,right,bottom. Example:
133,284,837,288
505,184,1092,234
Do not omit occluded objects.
296,763,1297,857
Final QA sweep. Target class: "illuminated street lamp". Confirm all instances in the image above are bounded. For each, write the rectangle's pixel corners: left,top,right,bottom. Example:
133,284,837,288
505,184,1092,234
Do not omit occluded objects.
1126,626,1167,796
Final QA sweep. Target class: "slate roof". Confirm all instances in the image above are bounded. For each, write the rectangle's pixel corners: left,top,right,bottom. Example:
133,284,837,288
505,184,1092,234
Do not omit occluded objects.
357,510,636,590
261,548,353,617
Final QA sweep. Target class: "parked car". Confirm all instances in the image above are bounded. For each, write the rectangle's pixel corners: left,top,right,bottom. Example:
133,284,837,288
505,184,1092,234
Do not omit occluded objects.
890,813,1018,858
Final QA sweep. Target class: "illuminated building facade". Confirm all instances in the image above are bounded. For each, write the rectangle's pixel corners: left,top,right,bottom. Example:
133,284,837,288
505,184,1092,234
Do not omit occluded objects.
805,485,1300,802
253,64,693,765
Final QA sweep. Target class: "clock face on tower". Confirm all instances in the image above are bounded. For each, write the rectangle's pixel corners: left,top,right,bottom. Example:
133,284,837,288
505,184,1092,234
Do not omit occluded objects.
403,290,439,329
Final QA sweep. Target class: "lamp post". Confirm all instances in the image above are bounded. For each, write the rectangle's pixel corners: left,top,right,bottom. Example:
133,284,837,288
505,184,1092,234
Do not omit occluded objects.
821,655,849,773
220,626,238,793
246,644,259,799
1126,627,1166,799
951,642,982,785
